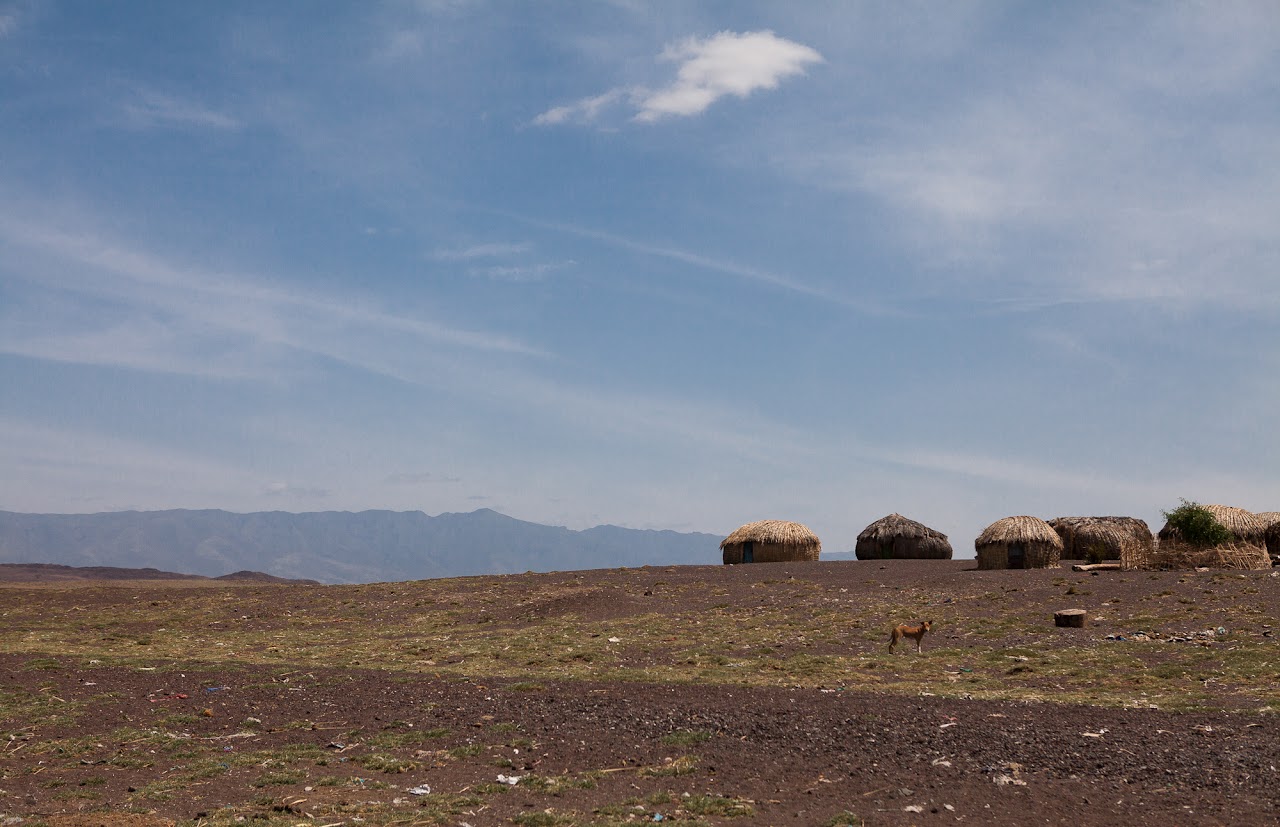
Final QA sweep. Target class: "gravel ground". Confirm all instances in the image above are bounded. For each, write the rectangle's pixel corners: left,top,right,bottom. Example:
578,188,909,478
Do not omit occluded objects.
2,560,1279,826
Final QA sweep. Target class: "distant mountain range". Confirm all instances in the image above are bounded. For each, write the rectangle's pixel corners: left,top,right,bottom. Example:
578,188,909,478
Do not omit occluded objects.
0,508,724,584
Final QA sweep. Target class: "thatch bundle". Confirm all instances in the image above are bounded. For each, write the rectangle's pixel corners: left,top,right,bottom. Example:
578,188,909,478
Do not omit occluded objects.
974,516,1062,570
1131,541,1271,571
1048,516,1153,562
855,514,952,560
721,520,821,564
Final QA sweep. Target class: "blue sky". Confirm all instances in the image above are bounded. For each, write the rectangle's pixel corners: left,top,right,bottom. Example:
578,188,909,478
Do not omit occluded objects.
2,1,1278,557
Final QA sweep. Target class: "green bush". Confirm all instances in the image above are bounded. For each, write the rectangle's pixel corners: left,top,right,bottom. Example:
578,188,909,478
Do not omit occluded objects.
1161,499,1232,548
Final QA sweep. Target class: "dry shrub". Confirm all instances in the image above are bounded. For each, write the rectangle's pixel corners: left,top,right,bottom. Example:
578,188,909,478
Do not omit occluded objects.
1130,538,1270,571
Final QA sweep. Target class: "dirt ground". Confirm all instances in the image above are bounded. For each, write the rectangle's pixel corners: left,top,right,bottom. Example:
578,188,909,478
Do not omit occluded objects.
2,560,1279,826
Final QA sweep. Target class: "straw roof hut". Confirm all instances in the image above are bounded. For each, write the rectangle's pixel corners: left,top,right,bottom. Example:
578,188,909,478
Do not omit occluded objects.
721,520,821,564
1151,504,1270,570
1157,504,1267,546
1048,516,1153,562
855,514,952,560
974,516,1062,570
1252,511,1280,559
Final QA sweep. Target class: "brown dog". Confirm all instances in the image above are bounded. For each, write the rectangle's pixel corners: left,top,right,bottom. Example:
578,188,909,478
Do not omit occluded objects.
889,620,932,653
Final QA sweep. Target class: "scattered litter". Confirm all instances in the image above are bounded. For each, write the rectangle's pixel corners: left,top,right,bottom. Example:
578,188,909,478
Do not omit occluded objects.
147,693,189,703
1082,730,1107,738
903,805,924,813
1106,629,1229,645
931,758,952,767
608,637,621,643
652,815,664,822
204,686,228,692
497,774,523,785
944,804,956,812
940,722,958,729
407,784,431,795
991,762,1028,786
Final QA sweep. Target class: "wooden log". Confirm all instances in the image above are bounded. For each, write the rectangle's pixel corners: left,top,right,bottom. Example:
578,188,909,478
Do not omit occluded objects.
1054,609,1088,628
1070,562,1121,572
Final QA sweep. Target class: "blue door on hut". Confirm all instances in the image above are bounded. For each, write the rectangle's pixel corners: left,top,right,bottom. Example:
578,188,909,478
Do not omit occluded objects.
742,541,755,563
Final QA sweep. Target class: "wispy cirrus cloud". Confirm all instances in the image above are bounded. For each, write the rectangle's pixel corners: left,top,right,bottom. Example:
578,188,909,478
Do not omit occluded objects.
263,481,330,500
535,30,822,126
782,7,1280,313
120,90,241,131
430,241,571,283
534,89,628,127
430,242,532,261
468,262,572,283
0,209,545,384
498,211,897,316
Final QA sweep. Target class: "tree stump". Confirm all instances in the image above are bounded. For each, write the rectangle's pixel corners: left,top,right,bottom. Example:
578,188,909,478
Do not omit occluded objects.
1054,609,1088,628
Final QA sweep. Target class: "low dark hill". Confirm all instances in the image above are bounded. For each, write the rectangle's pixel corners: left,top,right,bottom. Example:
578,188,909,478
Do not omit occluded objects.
0,562,318,584
0,508,722,584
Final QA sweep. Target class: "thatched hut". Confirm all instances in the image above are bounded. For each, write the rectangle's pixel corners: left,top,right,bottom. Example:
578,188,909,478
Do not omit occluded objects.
1255,512,1280,559
974,516,1062,570
1048,516,1154,562
1152,504,1270,570
721,520,821,564
1157,504,1267,546
855,514,952,560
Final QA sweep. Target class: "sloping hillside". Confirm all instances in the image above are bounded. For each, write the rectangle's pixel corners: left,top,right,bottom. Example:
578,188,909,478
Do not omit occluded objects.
0,508,722,582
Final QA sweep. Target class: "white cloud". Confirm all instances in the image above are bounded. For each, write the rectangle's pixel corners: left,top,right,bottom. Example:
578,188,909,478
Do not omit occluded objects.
635,30,823,122
535,30,822,126
0,13,17,38
0,211,546,384
468,262,571,282
430,242,532,261
375,29,424,62
263,482,330,499
499,211,897,316
783,10,1280,313
121,90,241,131
533,90,628,126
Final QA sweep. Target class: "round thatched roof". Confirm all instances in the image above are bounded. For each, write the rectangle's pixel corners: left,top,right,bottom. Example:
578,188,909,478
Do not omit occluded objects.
976,516,1063,548
1158,504,1266,542
1049,516,1153,541
855,513,952,560
720,520,821,550
858,513,947,543
1048,516,1153,559
1254,511,1280,530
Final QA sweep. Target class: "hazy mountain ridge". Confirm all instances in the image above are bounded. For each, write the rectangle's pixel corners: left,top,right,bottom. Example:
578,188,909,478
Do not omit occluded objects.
0,508,723,583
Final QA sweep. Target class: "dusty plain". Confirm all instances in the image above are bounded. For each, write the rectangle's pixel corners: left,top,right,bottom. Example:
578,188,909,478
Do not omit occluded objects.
2,559,1279,826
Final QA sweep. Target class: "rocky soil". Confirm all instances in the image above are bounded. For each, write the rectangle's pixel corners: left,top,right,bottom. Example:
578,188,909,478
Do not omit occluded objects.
2,560,1278,826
